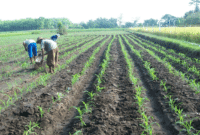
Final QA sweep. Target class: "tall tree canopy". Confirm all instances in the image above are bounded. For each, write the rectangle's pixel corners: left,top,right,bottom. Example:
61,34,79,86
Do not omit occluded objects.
143,18,158,26
161,14,177,26
189,0,200,12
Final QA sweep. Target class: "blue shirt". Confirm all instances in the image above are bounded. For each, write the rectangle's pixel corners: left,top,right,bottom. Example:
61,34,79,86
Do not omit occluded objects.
51,35,58,41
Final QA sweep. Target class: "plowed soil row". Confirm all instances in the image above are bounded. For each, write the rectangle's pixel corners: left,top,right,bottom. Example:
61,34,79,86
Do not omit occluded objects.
0,36,110,135
64,37,144,135
123,35,200,134
132,33,200,58
129,34,200,83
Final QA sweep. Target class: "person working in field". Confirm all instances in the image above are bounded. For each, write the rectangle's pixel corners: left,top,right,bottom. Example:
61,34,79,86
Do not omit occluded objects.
36,37,59,73
23,39,37,64
50,34,60,42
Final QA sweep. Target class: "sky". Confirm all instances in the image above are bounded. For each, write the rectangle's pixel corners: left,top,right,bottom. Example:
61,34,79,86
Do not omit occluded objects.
0,0,197,24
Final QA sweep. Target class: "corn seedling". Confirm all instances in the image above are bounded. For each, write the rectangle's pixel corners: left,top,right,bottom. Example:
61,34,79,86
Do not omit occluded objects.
177,116,200,135
23,121,40,135
139,112,159,135
132,77,138,86
0,99,5,106
95,85,105,92
3,94,13,104
69,129,82,135
48,96,56,112
69,106,86,126
6,82,12,89
57,92,64,101
84,91,98,100
37,106,45,118
21,62,29,69
81,101,94,114
71,74,80,86
66,90,70,93
14,91,18,100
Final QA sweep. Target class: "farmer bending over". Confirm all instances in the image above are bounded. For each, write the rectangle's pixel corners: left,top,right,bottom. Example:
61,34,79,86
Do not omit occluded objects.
37,37,59,73
23,39,37,64
50,34,60,42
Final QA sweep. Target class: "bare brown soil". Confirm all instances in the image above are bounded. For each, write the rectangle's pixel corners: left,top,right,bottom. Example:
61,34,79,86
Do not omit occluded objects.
128,34,200,84
0,36,110,135
0,33,199,135
65,37,143,135
123,35,200,134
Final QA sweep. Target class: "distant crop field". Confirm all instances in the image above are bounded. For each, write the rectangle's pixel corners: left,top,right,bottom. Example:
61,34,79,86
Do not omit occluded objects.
130,27,200,44
0,29,200,135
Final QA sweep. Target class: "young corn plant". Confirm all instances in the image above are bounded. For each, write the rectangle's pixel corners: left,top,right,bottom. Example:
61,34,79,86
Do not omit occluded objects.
23,121,40,135
84,91,98,100
69,106,86,127
48,96,56,112
0,99,5,107
177,116,200,135
131,77,138,86
6,82,12,90
96,74,103,86
17,87,24,95
37,106,45,118
14,91,18,100
57,92,64,101
71,74,80,86
139,112,159,135
135,95,149,113
95,85,105,92
81,101,95,114
66,87,71,93
69,129,82,135
149,68,158,81
21,62,29,69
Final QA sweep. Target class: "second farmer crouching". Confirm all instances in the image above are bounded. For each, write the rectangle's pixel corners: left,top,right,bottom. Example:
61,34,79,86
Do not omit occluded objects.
23,39,37,64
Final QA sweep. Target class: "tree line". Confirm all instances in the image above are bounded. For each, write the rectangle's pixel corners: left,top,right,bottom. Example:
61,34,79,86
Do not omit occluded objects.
0,17,119,32
0,17,83,31
79,18,118,29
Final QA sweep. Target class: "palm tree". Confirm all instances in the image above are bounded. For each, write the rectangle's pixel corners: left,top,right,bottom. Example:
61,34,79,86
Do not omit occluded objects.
189,0,200,13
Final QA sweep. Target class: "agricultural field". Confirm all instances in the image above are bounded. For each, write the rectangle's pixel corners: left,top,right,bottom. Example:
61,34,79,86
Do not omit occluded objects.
0,29,200,135
130,27,200,45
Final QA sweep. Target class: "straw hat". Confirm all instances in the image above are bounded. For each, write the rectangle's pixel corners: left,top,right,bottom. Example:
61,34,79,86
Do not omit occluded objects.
37,37,43,44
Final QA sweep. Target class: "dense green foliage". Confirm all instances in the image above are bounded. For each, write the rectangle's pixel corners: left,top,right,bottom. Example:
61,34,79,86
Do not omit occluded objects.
57,22,67,35
0,17,82,32
79,17,118,29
